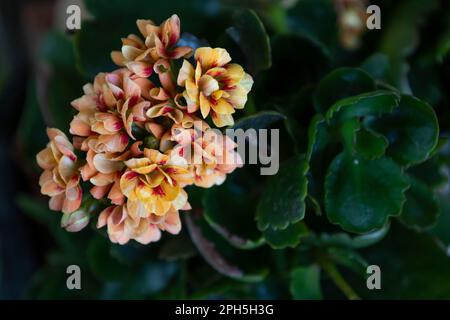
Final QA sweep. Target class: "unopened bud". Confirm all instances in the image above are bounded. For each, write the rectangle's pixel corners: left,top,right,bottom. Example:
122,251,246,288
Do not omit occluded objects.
61,210,90,232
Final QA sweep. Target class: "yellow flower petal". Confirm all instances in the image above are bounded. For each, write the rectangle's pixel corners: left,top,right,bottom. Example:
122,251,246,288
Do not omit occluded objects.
177,59,195,86
198,75,219,97
199,93,211,118
195,47,231,70
210,98,235,115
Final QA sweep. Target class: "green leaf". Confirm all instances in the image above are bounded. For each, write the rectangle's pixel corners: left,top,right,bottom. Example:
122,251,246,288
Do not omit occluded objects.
203,174,265,250
380,0,438,59
327,247,368,277
306,115,327,162
314,223,390,249
430,186,450,247
325,90,400,122
263,222,309,249
232,110,286,131
290,265,323,300
288,0,337,58
399,176,440,231
305,115,339,209
376,0,438,92
226,9,271,74
360,53,390,81
365,95,439,167
408,155,448,189
256,155,309,231
355,223,450,299
315,68,376,113
325,152,409,233
354,128,388,159
185,214,268,283
436,19,450,63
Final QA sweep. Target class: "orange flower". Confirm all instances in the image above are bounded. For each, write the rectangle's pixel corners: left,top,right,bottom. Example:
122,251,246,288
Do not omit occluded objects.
120,149,192,217
145,59,187,124
36,128,82,214
70,69,152,153
97,204,181,245
170,122,243,188
111,15,192,77
177,47,253,127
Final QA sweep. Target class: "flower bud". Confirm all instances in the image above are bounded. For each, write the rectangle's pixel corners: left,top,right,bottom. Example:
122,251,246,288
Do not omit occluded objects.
61,210,90,232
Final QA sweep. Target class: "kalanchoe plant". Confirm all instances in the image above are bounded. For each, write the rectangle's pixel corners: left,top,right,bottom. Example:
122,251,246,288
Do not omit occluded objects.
15,0,450,300
36,15,251,245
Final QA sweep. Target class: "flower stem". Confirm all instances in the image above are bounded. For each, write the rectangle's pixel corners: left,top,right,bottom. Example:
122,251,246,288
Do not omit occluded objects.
316,251,361,300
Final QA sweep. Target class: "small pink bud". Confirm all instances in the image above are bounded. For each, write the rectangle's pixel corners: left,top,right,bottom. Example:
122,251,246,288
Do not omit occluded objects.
61,210,90,232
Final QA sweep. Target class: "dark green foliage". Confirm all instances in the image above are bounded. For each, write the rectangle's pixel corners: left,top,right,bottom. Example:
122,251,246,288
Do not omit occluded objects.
16,0,450,299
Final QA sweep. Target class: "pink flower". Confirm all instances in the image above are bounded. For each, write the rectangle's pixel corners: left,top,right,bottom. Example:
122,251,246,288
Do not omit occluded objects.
36,128,82,214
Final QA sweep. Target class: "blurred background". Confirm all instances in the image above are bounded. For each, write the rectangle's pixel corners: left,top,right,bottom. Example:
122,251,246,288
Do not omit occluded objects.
1,0,450,299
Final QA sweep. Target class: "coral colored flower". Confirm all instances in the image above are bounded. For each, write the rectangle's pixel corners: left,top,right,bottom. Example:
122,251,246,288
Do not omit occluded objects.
70,69,152,153
36,128,82,214
111,14,192,76
177,47,254,127
97,204,182,245
80,149,126,205
35,14,252,246
145,59,187,125
170,122,243,188
120,149,192,217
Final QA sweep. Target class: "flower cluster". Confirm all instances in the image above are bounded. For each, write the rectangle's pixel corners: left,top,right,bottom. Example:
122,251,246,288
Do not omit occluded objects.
36,15,252,245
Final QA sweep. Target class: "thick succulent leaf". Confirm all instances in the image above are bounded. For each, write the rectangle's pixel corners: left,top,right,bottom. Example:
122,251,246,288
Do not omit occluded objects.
325,152,410,233
327,247,369,277
288,0,337,59
325,90,400,122
256,155,309,231
314,223,390,249
232,110,286,131
380,0,438,59
354,128,388,159
429,186,450,248
315,68,376,113
365,95,439,167
226,9,271,74
263,222,309,249
360,53,390,81
399,176,440,231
